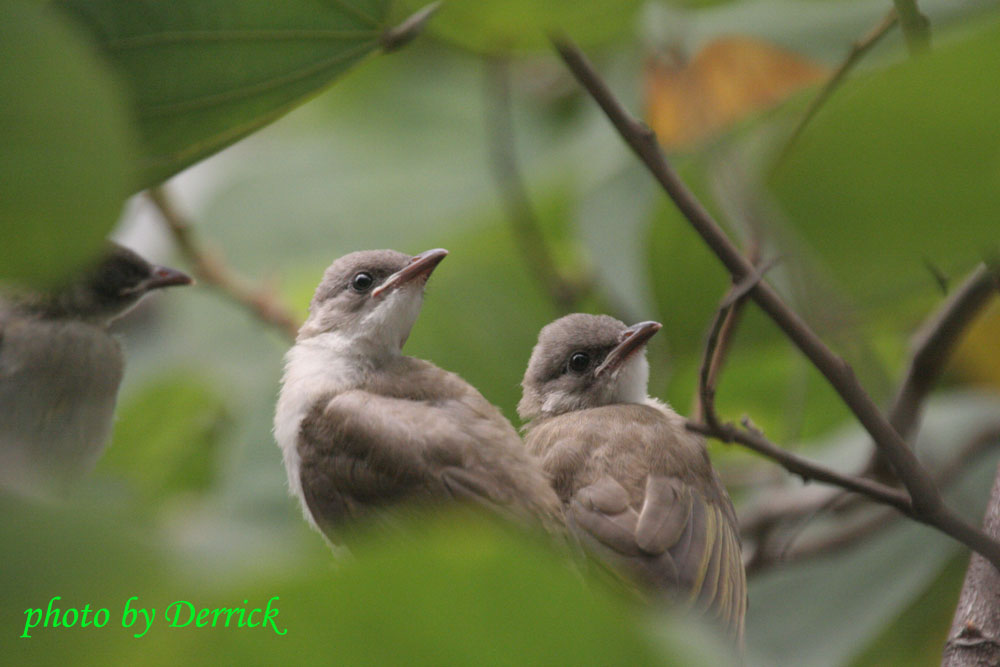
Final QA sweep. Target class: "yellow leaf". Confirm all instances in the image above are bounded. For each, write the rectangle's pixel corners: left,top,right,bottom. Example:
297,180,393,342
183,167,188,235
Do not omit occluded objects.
644,36,827,150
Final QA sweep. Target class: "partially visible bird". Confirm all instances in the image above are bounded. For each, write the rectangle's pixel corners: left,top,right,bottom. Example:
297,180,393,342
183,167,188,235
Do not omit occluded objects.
520,313,746,643
0,242,192,496
274,248,563,545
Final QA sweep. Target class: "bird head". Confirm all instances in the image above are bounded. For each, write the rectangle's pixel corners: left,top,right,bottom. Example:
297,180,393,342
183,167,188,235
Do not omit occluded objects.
43,242,192,323
519,314,661,421
299,248,448,353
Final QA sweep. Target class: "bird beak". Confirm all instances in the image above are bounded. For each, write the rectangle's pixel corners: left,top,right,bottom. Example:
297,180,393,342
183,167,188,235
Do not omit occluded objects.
372,248,448,298
146,265,194,290
595,320,662,376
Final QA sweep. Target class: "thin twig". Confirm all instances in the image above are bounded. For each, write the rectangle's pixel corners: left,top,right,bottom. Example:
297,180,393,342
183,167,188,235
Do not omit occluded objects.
686,420,913,514
551,35,1000,570
740,262,1000,534
147,187,301,341
892,0,932,54
483,56,591,313
871,263,1000,480
779,9,898,163
380,2,441,53
747,425,1000,574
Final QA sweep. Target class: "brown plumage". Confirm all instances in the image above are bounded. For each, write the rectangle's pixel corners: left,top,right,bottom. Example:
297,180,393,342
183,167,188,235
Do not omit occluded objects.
520,314,746,643
275,249,563,545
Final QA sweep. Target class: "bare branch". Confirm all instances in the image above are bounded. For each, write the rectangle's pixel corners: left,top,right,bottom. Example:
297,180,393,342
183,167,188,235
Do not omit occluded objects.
147,186,301,341
779,10,898,162
551,35,1000,570
747,425,1000,574
483,56,592,314
871,263,1000,480
944,460,1000,666
380,2,441,53
687,420,913,515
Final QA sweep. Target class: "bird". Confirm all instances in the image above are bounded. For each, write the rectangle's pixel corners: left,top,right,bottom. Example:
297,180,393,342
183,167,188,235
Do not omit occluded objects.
274,248,563,545
0,242,192,497
519,313,746,643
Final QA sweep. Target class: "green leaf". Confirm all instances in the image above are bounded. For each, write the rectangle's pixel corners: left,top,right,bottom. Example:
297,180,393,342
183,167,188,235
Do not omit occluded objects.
0,1,133,287
54,0,395,189
97,372,229,504
768,18,1000,303
403,0,643,53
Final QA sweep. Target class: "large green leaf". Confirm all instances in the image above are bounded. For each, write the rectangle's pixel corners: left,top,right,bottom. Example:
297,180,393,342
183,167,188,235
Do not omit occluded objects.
54,0,395,188
404,0,643,53
768,18,1000,302
0,1,133,287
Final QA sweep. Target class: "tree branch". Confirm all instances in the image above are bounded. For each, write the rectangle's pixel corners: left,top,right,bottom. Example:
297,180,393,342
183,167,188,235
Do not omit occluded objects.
747,425,1000,574
551,35,1000,571
944,461,1000,666
779,9,898,162
871,263,1000,480
147,186,301,341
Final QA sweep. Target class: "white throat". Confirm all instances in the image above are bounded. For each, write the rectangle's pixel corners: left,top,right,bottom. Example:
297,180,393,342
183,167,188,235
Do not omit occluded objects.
273,287,423,528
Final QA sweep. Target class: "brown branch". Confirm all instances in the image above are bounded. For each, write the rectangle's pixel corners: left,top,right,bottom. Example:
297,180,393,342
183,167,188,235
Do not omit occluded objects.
741,262,1000,534
747,425,1000,574
945,463,1000,666
871,263,1000,480
380,2,441,53
483,55,591,314
551,35,1000,571
779,9,898,163
147,186,301,341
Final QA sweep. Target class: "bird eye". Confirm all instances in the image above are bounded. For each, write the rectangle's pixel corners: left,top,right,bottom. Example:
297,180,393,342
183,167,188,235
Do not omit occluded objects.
351,272,374,292
568,352,591,373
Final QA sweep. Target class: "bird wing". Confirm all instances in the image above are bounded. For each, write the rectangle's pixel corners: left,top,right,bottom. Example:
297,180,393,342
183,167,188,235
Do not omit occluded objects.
568,473,746,642
297,389,529,539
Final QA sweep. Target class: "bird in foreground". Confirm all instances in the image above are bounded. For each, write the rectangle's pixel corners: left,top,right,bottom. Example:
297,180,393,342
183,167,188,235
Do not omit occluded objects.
0,243,192,496
519,313,746,643
274,248,563,545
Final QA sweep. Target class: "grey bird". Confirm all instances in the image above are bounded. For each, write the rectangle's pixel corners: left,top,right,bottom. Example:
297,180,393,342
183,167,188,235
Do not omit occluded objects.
520,313,746,643
0,243,192,496
274,248,563,544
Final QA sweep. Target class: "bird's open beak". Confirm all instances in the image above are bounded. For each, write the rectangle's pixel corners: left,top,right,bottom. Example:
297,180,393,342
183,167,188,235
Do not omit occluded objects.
146,265,194,290
595,320,662,376
372,248,448,298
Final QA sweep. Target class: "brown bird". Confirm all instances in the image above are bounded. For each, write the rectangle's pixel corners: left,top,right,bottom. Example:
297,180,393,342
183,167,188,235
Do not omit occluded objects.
519,313,746,643
0,242,192,496
274,248,563,544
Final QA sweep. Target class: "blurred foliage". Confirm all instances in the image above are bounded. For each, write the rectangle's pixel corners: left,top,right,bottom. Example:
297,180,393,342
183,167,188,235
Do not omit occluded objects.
3,0,1000,665
0,0,133,287
97,372,229,506
54,0,394,189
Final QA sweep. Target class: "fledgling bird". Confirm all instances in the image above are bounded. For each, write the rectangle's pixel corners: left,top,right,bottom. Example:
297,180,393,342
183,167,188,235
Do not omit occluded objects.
519,314,746,643
274,248,563,544
0,243,192,496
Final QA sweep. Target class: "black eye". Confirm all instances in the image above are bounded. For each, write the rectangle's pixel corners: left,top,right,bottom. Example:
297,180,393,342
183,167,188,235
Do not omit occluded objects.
351,272,374,292
568,352,590,373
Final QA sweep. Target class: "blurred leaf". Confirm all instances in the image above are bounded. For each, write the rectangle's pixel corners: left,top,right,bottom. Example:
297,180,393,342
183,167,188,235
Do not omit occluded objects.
4,497,706,665
98,372,229,504
849,551,966,667
768,18,1000,303
745,393,1000,666
407,0,643,53
0,1,133,287
54,0,394,189
645,36,827,149
953,301,1000,389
